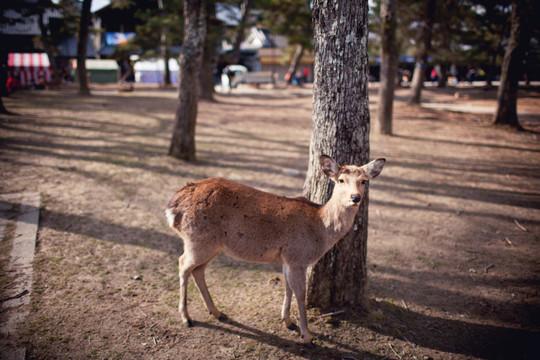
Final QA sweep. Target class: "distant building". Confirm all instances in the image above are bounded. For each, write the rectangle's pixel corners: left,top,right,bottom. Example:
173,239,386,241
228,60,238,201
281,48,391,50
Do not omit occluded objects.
1,0,96,85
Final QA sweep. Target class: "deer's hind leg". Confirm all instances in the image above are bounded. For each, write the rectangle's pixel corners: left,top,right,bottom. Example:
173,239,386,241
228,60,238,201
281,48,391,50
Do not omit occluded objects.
192,260,227,321
178,242,226,327
281,264,296,330
179,253,195,327
179,245,223,327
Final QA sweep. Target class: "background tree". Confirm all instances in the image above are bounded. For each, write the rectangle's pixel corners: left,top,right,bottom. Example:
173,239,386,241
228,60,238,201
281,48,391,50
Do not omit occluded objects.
460,0,511,87
168,0,207,160
77,0,92,96
431,0,460,87
231,0,254,63
304,0,371,310
28,0,78,85
35,0,61,84
134,0,184,86
376,0,398,135
408,0,436,104
0,60,10,113
199,0,217,101
261,0,312,84
492,0,532,129
0,7,12,114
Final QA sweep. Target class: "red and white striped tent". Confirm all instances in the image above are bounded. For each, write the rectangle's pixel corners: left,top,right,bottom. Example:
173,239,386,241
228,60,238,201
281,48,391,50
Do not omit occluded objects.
8,53,53,86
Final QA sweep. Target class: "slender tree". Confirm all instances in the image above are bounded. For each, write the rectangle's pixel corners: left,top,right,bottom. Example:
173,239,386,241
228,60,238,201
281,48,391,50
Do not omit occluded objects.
169,0,207,160
407,0,436,104
199,0,216,101
0,52,11,114
77,0,92,96
304,0,371,310
22,0,78,85
231,0,253,63
134,0,184,86
262,0,312,84
157,0,171,86
376,0,398,135
285,44,305,84
492,0,531,129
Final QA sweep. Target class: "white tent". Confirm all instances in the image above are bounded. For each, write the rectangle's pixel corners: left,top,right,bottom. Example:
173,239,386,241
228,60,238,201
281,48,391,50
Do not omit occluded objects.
134,59,179,84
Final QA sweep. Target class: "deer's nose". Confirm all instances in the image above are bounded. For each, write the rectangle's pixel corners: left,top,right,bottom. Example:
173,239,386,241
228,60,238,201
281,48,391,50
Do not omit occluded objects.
351,195,361,204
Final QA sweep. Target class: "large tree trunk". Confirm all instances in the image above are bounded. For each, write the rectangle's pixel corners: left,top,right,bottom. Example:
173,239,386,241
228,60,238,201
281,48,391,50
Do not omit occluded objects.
492,0,531,129
376,0,397,135
304,0,371,310
77,0,92,96
168,0,207,161
407,0,436,105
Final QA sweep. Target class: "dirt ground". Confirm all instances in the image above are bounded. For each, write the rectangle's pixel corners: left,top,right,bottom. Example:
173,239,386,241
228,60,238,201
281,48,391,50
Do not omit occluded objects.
0,82,539,360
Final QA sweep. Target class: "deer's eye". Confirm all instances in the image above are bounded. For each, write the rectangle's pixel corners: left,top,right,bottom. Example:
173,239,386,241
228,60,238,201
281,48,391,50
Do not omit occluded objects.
338,178,344,184
361,180,367,185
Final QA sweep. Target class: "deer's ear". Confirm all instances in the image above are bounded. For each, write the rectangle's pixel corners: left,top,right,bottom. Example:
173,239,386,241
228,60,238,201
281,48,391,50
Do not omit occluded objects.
320,155,340,178
363,158,386,179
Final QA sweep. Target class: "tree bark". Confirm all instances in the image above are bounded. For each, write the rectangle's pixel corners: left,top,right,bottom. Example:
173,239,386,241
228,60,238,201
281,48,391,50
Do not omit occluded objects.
304,0,371,311
168,0,207,161
492,0,531,129
407,0,436,105
77,0,92,96
376,0,397,135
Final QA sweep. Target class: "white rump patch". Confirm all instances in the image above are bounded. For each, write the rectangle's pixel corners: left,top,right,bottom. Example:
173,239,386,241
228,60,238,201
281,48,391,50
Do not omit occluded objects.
165,208,175,228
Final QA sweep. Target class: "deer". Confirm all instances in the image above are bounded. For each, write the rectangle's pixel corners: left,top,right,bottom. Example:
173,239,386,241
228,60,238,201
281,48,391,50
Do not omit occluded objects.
165,155,386,347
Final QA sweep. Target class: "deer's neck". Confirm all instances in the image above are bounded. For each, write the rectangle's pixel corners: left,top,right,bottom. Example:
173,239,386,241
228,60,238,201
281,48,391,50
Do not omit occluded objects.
319,196,359,253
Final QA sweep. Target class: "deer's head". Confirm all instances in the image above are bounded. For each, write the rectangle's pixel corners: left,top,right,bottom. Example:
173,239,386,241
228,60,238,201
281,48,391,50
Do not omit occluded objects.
320,155,386,207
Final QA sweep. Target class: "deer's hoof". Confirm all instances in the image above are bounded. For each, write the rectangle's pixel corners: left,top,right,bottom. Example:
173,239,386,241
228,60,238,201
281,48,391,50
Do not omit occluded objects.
218,313,228,322
303,341,315,349
185,319,194,328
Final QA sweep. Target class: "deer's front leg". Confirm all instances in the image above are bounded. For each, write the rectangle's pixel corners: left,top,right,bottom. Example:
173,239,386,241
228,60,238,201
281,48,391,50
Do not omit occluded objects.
285,266,313,347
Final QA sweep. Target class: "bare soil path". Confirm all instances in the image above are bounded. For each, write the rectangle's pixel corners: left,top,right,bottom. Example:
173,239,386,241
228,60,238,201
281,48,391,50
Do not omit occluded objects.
0,84,539,359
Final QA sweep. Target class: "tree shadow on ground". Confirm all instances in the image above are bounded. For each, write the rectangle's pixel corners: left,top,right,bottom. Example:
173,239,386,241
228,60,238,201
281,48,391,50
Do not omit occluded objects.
0,204,183,255
374,175,540,210
370,266,540,329
355,299,539,360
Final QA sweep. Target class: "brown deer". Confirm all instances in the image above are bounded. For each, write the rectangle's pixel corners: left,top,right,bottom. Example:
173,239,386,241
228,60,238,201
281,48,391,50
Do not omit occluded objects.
165,155,386,346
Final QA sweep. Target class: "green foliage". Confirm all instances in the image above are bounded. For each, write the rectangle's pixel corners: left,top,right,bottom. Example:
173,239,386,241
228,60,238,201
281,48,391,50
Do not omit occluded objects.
369,0,516,68
458,0,512,64
15,0,79,57
259,0,312,49
133,0,185,59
